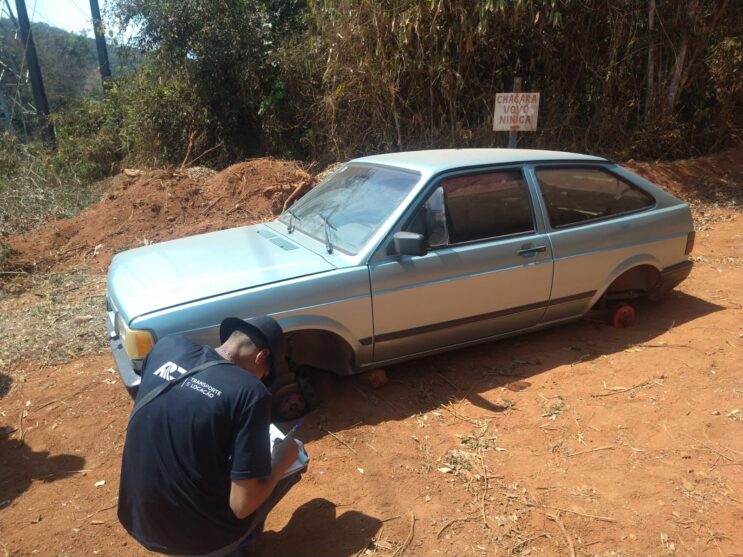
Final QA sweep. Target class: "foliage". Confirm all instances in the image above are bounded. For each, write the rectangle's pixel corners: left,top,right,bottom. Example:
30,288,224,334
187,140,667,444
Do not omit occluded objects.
110,60,227,167
108,0,308,159
271,0,743,162
52,96,124,180
0,239,17,265
0,131,19,176
705,35,743,147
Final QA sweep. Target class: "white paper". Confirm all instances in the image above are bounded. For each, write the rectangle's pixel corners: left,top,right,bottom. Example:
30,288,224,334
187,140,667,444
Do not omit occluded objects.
270,423,309,478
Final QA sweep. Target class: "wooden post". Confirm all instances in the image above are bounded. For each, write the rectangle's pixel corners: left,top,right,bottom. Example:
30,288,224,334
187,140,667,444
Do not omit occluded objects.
508,77,522,148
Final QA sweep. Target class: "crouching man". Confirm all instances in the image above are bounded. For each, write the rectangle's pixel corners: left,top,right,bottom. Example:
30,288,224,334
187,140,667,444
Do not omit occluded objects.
118,316,304,556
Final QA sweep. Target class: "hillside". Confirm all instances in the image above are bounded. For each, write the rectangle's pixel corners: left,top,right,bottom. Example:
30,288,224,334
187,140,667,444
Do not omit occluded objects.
0,18,141,112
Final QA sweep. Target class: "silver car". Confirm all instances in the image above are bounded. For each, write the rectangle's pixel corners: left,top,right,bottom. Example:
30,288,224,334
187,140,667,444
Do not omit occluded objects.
106,149,694,415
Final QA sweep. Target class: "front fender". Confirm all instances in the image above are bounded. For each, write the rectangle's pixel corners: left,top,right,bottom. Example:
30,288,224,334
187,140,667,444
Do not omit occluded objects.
276,313,362,353
276,314,370,374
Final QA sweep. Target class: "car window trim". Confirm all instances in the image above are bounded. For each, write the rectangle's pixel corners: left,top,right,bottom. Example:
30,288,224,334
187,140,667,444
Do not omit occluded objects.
533,164,658,231
428,227,538,251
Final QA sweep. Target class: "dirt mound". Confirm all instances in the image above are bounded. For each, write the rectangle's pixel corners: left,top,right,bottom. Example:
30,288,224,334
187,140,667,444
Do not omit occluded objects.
3,158,313,273
624,147,743,204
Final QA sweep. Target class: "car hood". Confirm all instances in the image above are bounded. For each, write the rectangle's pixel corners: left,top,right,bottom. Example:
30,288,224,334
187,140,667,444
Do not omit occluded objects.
108,224,334,321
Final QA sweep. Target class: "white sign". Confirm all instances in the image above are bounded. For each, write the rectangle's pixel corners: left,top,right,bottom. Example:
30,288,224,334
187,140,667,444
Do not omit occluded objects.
493,92,540,132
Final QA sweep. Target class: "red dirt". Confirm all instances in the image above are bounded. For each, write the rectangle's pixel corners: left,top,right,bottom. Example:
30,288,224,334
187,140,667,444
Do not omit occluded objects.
623,148,743,204
3,158,313,273
1,217,741,556
1,150,742,556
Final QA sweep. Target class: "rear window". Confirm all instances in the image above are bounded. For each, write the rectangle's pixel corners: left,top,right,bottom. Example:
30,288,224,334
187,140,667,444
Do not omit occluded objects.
535,167,655,228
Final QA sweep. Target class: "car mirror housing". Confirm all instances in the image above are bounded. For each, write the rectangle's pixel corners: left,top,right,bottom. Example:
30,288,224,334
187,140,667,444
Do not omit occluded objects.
391,231,428,257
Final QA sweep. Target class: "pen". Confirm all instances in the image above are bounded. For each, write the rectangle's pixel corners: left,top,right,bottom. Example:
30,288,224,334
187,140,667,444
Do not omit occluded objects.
284,418,304,439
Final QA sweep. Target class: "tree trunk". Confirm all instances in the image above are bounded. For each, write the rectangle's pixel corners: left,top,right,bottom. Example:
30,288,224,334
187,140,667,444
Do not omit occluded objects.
667,35,688,114
645,0,656,120
667,0,699,115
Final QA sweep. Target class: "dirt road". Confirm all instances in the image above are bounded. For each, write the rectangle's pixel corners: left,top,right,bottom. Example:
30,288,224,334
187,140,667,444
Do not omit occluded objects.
1,154,741,556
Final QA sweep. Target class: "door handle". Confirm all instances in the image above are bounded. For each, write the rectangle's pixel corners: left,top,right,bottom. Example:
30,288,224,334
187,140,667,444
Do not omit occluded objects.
517,244,547,256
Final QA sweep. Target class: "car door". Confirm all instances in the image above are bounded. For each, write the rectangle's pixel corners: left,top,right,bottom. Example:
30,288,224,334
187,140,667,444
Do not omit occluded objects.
367,167,554,364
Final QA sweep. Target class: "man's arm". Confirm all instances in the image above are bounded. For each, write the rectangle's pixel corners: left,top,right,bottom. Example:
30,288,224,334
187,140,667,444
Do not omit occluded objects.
229,437,299,520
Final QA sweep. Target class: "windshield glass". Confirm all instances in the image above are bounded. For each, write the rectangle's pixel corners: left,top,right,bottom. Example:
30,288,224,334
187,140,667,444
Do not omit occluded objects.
279,164,420,255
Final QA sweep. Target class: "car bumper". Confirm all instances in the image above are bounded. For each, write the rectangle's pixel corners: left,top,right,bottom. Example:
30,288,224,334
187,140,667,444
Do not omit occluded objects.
660,260,693,295
106,315,141,399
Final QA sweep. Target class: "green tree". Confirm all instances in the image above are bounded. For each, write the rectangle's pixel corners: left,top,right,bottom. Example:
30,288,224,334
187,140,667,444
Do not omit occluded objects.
109,0,308,158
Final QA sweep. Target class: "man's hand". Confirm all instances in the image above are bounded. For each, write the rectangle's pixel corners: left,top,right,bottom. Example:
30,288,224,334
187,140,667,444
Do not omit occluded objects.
230,438,300,520
272,437,299,473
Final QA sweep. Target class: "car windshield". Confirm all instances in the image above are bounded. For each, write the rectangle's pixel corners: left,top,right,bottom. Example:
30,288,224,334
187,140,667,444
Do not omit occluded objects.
279,164,420,255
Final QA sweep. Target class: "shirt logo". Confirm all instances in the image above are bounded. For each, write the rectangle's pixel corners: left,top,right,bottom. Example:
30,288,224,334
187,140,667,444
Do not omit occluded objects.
186,377,222,398
152,361,187,381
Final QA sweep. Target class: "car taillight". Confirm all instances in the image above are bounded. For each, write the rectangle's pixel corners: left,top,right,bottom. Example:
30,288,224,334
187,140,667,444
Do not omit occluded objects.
685,231,695,255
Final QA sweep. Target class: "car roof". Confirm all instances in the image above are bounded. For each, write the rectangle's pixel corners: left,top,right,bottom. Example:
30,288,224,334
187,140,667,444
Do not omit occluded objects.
351,148,608,174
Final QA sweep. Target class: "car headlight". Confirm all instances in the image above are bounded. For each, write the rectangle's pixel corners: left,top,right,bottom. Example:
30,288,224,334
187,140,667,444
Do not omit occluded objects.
116,314,155,359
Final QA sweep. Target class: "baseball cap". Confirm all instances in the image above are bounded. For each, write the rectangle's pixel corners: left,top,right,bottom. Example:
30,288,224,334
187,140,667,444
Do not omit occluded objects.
219,316,286,380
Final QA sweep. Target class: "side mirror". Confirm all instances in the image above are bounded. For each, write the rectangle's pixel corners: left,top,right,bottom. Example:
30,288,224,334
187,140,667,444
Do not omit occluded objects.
392,231,428,257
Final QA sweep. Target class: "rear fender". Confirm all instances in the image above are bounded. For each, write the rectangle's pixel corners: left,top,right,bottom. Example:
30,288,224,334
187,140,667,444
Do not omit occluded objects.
594,255,662,304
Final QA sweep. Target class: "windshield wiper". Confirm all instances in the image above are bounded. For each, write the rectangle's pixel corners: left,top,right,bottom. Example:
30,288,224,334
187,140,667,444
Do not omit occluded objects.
286,208,300,234
319,212,337,254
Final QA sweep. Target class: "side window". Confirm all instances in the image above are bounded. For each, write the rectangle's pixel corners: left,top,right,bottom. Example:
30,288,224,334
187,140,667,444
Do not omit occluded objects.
405,170,534,247
535,167,655,228
440,170,534,244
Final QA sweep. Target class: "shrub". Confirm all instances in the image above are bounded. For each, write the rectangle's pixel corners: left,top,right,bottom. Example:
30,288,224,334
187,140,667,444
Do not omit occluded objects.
116,61,227,168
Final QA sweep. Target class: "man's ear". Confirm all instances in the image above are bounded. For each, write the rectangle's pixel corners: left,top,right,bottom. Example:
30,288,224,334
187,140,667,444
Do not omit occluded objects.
255,348,271,368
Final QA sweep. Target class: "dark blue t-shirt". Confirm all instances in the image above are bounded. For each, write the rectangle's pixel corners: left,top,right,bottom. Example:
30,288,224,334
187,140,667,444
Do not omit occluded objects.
118,335,272,555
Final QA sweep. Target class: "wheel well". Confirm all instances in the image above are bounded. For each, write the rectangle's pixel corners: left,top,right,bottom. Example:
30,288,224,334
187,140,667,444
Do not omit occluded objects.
604,264,661,300
285,329,356,376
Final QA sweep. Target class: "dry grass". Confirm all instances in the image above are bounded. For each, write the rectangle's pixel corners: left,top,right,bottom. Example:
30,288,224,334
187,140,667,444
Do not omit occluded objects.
0,158,108,237
0,268,107,377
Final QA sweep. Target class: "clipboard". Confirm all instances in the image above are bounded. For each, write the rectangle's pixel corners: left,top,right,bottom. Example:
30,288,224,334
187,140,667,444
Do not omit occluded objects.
270,423,309,478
